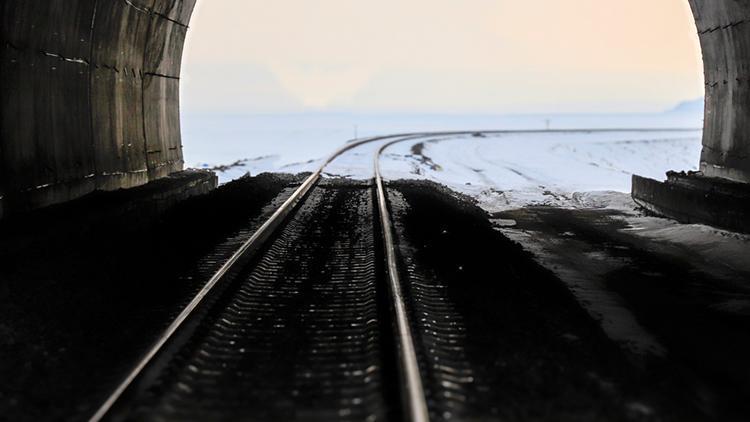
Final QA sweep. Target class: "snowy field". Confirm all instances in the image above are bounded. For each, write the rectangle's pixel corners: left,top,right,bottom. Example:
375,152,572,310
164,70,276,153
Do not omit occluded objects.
183,113,702,211
183,112,703,185
376,130,701,211
184,112,750,270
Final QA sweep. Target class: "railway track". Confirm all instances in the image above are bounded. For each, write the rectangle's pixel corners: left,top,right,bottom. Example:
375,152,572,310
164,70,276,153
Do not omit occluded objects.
89,132,446,422
89,129,697,422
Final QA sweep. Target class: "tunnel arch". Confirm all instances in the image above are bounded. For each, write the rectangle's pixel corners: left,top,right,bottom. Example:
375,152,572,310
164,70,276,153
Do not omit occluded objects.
1,0,748,217
1,0,196,217
689,0,750,183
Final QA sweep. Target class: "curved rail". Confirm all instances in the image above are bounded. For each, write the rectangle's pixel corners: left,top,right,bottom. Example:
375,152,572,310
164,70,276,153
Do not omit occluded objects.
88,132,436,422
88,134,387,422
90,128,693,421
374,139,432,422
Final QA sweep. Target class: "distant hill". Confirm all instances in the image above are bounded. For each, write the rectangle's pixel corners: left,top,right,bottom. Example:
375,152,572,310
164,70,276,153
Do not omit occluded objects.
669,98,704,113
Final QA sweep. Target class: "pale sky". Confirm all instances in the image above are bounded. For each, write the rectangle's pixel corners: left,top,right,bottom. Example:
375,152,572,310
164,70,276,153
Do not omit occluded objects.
181,0,704,114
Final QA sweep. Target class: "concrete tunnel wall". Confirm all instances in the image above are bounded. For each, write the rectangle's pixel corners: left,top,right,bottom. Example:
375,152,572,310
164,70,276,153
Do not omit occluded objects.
1,0,196,218
689,0,750,183
1,0,750,218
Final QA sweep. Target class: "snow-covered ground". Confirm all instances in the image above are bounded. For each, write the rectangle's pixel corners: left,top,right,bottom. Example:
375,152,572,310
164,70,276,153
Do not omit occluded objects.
183,111,704,213
184,112,750,273
376,130,701,211
183,112,702,183
373,130,750,276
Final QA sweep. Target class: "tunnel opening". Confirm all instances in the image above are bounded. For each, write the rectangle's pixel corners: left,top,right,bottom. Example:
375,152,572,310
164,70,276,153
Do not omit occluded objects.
178,0,705,184
3,2,750,420
0,1,748,225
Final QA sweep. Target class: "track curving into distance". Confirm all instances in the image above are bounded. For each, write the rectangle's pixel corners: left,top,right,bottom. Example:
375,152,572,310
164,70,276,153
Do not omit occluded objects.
90,132,437,422
90,128,691,422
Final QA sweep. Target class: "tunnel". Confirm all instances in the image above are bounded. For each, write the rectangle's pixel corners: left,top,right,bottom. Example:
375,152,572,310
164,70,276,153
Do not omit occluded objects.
1,0,749,225
3,3,750,420
1,0,196,217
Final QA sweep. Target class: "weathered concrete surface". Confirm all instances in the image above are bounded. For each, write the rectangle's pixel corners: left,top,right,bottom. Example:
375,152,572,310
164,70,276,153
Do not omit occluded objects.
1,0,196,218
632,0,750,230
633,173,750,233
3,0,750,225
688,0,750,183
0,169,217,242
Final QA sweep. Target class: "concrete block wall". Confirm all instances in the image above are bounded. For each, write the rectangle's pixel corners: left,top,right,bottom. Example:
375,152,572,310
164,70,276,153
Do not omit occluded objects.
688,0,750,183
1,0,196,217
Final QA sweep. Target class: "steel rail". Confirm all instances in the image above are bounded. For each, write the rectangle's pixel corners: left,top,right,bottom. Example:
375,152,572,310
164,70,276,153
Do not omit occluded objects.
373,138,433,422
90,127,690,422
89,131,448,422
88,133,398,422
370,128,701,421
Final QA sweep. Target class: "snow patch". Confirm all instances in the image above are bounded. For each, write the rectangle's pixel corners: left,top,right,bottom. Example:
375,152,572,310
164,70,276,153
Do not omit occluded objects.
378,130,701,212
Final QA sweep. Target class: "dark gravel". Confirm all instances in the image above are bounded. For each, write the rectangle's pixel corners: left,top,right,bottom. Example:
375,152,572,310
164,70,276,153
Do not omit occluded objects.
389,180,701,422
0,173,300,421
3,175,742,421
